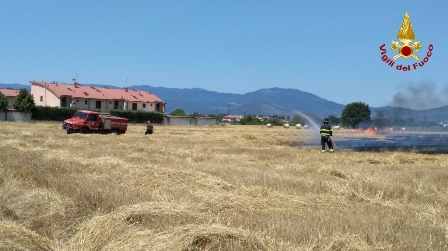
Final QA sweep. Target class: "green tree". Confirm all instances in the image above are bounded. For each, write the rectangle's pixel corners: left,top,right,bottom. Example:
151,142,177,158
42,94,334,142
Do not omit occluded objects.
12,89,35,112
0,91,8,111
327,115,340,125
341,102,371,128
170,108,187,116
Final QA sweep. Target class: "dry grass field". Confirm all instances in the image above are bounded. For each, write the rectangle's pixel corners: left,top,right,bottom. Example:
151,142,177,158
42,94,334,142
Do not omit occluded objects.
1,121,448,250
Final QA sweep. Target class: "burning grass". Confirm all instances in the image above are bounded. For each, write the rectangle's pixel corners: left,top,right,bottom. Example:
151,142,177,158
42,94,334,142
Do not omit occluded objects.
0,121,448,250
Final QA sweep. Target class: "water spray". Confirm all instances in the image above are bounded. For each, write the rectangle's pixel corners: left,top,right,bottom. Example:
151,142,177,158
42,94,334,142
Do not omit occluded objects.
294,110,343,154
293,110,321,132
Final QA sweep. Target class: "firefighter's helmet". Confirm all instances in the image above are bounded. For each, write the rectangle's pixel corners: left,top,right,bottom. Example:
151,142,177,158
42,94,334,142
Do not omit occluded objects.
323,118,329,124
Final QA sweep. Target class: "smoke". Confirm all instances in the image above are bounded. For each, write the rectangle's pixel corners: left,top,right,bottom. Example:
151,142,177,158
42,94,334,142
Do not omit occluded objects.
391,80,448,110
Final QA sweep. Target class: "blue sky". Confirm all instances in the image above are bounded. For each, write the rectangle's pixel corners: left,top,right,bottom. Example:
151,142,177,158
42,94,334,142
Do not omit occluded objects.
1,1,447,108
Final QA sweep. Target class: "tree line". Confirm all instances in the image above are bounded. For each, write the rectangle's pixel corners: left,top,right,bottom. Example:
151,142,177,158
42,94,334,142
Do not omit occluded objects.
170,102,445,129
2,92,443,129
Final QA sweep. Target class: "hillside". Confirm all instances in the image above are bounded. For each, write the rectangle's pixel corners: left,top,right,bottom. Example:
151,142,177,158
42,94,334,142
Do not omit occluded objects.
122,85,345,118
1,82,447,122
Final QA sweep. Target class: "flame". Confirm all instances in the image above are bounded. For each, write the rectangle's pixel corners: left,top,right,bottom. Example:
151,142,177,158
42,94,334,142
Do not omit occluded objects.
354,127,377,136
364,128,377,135
397,12,415,44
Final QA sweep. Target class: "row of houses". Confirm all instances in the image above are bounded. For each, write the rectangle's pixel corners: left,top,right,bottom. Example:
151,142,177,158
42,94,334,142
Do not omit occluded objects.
0,79,166,113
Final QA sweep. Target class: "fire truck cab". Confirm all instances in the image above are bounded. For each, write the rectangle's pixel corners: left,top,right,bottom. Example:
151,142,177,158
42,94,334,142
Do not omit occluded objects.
63,110,128,135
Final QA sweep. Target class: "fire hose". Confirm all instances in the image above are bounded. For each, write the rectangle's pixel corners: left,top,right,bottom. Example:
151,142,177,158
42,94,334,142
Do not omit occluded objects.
329,137,342,155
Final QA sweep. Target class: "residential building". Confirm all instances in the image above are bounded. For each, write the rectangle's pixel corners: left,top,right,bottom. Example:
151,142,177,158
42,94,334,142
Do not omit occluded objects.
0,88,29,108
30,80,166,113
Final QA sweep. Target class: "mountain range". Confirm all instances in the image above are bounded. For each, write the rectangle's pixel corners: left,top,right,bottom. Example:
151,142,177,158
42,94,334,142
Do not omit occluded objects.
1,83,447,122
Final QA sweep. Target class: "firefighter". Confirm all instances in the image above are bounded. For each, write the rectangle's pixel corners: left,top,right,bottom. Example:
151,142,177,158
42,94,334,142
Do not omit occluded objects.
320,118,334,153
145,120,154,135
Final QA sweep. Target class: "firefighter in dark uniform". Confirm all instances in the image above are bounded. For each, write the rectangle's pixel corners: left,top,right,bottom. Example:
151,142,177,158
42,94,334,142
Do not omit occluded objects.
320,118,334,153
145,120,154,135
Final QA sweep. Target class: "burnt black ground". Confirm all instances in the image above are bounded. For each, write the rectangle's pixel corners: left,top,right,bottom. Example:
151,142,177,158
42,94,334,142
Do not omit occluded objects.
300,132,448,154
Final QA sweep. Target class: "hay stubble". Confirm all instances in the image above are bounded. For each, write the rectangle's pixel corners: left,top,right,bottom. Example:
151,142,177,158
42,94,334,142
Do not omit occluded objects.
0,122,447,250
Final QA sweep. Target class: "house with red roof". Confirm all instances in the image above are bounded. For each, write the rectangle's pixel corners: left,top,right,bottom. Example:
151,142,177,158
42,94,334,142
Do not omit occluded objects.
30,80,166,113
0,88,29,108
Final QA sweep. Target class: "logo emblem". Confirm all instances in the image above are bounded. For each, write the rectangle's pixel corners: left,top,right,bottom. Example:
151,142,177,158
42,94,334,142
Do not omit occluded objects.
379,12,433,71
391,12,422,60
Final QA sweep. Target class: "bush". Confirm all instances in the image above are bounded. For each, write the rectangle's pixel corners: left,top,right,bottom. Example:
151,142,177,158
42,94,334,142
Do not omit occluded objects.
32,106,80,121
170,108,187,116
109,110,164,123
239,115,262,125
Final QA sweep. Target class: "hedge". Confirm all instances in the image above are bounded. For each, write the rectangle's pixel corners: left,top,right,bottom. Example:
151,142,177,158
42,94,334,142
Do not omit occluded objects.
32,106,81,121
31,107,165,123
109,110,164,123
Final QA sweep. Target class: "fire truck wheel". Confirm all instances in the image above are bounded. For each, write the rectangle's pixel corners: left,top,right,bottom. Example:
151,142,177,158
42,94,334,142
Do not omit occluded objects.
66,130,73,135
80,128,90,134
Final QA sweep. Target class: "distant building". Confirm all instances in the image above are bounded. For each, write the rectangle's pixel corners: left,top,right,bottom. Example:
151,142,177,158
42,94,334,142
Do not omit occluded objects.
164,115,217,126
0,88,30,108
222,115,244,122
30,80,166,112
257,116,270,122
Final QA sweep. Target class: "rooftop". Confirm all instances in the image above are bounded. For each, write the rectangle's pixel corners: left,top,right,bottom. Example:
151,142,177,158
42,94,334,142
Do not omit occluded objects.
0,88,30,97
30,81,163,103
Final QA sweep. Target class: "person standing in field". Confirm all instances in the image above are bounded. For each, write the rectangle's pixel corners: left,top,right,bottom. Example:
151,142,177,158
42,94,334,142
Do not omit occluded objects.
320,118,334,153
145,120,154,135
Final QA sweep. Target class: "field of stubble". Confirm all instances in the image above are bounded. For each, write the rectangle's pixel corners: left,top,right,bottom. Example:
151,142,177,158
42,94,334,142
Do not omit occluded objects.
0,121,447,250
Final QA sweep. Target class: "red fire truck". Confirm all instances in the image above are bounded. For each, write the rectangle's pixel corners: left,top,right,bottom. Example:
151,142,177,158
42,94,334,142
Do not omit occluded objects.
63,110,128,135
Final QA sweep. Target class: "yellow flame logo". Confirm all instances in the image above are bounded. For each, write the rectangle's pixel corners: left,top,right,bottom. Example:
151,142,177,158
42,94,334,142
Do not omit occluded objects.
397,12,415,43
391,12,422,60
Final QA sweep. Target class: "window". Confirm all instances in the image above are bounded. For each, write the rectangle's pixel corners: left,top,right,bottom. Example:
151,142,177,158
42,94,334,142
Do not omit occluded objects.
40,96,43,102
74,111,88,119
132,103,137,110
85,100,88,105
77,99,79,102
143,103,146,108
87,114,97,121
151,104,153,106
96,101,101,109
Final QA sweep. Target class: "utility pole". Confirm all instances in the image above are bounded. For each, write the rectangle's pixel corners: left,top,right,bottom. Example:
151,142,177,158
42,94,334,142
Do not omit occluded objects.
227,103,230,115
